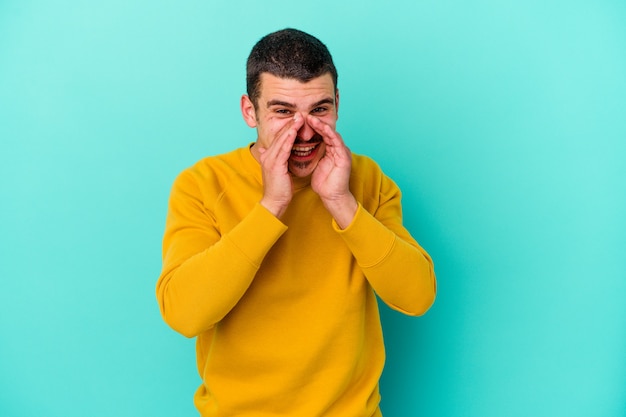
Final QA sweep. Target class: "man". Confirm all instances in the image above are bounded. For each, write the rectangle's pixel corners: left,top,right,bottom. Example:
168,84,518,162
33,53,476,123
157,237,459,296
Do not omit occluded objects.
157,28,436,416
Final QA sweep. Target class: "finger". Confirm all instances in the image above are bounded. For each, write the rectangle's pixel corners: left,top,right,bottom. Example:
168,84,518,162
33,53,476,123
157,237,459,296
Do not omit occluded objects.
307,115,344,148
307,117,350,162
280,113,305,151
276,113,306,154
263,113,304,163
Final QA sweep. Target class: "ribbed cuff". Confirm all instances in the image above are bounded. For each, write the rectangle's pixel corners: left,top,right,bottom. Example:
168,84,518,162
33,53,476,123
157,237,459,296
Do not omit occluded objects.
332,203,396,268
226,203,288,267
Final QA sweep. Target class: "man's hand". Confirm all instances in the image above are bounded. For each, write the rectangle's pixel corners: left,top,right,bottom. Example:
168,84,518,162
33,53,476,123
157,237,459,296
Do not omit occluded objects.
257,113,305,218
308,115,358,229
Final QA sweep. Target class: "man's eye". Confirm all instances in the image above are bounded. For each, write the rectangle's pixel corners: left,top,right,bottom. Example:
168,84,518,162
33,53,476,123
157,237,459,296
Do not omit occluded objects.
276,109,291,115
312,107,327,114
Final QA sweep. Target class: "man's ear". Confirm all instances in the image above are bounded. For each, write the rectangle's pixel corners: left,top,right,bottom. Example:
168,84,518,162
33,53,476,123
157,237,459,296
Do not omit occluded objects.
335,89,340,119
241,95,257,128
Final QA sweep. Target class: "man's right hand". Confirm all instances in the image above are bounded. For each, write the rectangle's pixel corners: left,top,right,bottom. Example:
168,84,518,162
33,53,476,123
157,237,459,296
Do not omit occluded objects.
256,113,304,218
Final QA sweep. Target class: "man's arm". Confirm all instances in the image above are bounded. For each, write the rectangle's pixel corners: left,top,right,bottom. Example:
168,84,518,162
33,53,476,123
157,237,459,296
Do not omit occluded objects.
335,180,436,316
308,115,436,315
156,171,287,338
157,114,303,337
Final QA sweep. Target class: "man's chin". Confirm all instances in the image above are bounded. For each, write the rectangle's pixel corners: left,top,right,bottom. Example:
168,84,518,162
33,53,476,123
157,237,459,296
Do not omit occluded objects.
288,159,318,178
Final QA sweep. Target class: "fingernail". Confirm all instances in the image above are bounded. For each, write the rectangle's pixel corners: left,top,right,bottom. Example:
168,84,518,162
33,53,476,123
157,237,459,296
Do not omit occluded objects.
293,113,300,121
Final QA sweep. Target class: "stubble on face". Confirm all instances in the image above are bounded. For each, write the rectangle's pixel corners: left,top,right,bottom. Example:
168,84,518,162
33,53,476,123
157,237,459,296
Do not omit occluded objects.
290,158,314,172
251,73,338,177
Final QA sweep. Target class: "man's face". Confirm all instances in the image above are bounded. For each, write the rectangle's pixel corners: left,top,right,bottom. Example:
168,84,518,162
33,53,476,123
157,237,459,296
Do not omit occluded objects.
242,73,339,178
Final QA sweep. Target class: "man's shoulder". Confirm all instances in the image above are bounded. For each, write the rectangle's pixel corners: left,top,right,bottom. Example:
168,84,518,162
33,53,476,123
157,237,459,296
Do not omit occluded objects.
170,145,255,193
350,152,384,179
349,152,400,200
191,145,247,170
179,145,252,179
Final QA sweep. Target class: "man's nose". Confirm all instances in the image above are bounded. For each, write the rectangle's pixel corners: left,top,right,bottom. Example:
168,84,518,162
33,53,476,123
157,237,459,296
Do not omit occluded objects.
296,117,316,141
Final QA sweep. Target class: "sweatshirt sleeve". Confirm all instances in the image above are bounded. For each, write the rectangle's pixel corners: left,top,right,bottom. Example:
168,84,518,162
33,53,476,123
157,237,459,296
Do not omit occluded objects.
156,169,288,337
334,175,436,316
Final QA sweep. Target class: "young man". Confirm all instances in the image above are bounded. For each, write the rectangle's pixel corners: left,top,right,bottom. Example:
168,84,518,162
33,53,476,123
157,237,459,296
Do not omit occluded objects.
156,28,436,416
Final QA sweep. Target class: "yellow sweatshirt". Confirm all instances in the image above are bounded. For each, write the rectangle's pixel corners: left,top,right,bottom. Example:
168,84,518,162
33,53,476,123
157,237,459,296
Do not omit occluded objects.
157,145,436,416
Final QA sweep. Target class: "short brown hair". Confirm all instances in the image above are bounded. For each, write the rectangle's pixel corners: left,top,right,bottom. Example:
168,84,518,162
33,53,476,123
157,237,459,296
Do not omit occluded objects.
246,28,338,108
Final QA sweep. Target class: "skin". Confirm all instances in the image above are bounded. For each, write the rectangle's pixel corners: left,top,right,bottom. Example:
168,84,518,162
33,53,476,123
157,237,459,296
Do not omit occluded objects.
241,73,358,228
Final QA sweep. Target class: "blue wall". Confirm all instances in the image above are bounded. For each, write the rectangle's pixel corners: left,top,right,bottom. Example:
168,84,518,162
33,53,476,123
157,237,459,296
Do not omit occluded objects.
1,1,624,416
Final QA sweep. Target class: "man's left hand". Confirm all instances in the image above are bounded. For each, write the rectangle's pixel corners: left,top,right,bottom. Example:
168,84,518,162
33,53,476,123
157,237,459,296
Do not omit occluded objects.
308,115,358,229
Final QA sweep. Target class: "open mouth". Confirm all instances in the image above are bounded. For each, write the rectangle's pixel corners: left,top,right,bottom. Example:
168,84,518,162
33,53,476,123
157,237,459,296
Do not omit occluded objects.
291,142,321,158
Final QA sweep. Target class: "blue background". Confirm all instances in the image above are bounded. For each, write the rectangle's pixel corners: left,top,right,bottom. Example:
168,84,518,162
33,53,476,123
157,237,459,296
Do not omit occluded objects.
1,1,625,416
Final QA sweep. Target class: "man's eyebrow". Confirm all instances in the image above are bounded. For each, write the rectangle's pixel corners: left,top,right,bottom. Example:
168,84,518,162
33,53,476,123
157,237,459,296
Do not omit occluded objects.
265,98,336,109
311,98,335,108
266,100,295,108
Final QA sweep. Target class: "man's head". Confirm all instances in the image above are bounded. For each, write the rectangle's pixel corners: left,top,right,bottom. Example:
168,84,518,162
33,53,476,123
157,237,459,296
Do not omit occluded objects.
241,29,340,179
246,28,338,109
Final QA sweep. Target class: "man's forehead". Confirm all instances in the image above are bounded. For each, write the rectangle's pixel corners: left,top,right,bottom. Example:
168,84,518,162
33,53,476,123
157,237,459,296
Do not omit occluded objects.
259,73,335,97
